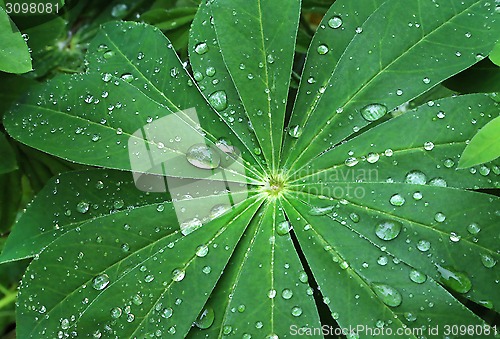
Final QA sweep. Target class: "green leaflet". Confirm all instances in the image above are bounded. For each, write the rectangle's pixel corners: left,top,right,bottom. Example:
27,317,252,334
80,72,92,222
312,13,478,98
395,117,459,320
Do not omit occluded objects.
2,0,499,337
458,115,500,168
0,131,17,175
490,40,500,66
0,6,31,74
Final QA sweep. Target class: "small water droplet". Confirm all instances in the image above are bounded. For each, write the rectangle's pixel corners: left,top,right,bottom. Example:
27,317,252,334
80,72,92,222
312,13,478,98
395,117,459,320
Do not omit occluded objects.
428,177,447,187
366,152,380,163
162,308,173,319
417,240,430,252
92,273,110,290
481,253,497,268
371,283,402,307
467,223,481,235
172,268,186,282
375,220,403,241
103,50,115,59
423,141,434,150
76,201,90,214
186,144,220,169
434,212,446,223
328,16,343,29
360,103,388,121
389,194,405,206
308,205,335,216
288,125,303,138
349,212,360,223
282,289,293,300
206,66,216,77
317,44,329,55
377,256,388,266
196,244,209,257
121,73,134,83
194,42,209,55
180,217,203,236
412,191,423,200
404,312,417,322
291,306,303,317
345,157,359,167
423,77,431,84
409,270,427,284
110,307,122,319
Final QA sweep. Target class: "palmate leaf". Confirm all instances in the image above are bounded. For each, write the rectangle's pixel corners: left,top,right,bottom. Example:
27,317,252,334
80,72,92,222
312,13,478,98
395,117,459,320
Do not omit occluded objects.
2,0,499,338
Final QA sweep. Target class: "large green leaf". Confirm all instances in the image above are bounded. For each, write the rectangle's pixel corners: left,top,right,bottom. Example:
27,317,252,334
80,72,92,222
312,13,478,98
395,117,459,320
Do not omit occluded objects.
0,6,31,74
2,0,500,338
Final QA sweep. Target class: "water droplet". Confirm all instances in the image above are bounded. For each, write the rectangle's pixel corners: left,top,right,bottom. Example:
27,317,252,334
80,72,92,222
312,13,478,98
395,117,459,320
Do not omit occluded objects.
396,89,403,96
389,194,405,206
417,240,430,252
194,42,209,55
308,205,335,216
103,50,115,59
291,306,303,317
443,158,455,168
76,201,90,214
434,212,446,223
349,212,360,223
404,312,417,322
180,217,203,236
206,66,216,77
317,44,329,55
223,325,232,335
92,273,110,290
366,152,380,163
172,268,186,282
194,307,215,329
371,283,402,307
467,223,481,235
377,255,388,266
267,54,275,64
405,170,427,185
162,308,173,319
345,157,359,167
209,204,230,220
299,271,308,283
61,318,70,330
412,191,423,200
360,103,388,121
328,16,343,28
111,3,128,17
196,244,209,257
268,289,277,298
436,265,472,293
282,289,293,300
121,243,130,252
186,144,220,169
479,165,490,176
449,232,461,242
428,177,447,187
355,27,363,34
121,73,134,83
277,220,291,236
409,270,427,284
288,125,302,138
375,220,403,241
423,141,434,150
423,77,431,84
208,90,228,111
481,253,497,268
110,307,122,319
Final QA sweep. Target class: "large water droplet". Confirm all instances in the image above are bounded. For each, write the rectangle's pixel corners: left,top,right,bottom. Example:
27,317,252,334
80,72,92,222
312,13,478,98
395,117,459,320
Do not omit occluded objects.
428,177,447,187
375,220,402,241
277,220,292,236
409,270,427,284
308,205,335,216
196,244,209,257
194,307,215,329
436,265,472,293
371,283,402,307
480,253,497,268
389,194,405,206
186,144,221,169
434,212,446,223
328,16,343,29
291,306,303,317
92,273,110,290
282,289,293,300
76,201,90,214
417,240,430,252
288,125,302,138
110,307,122,319
404,170,427,185
360,103,387,122
317,44,329,55
180,217,203,236
172,268,186,282
194,42,209,55
467,222,481,235
208,90,228,111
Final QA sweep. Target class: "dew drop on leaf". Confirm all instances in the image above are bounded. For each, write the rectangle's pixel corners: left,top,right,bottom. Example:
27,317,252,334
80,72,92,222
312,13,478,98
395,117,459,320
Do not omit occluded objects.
288,125,302,138
76,201,90,214
360,103,387,121
404,170,427,185
92,273,110,290
162,308,173,319
120,73,134,83
480,253,497,268
208,90,228,111
375,220,402,240
467,223,481,235
328,16,343,29
172,268,186,282
206,66,216,77
308,205,335,216
186,144,220,169
404,312,417,322
317,44,329,55
194,42,209,55
291,306,303,317
434,212,446,223
180,217,203,236
196,244,209,257
409,270,427,284
417,240,430,252
110,307,122,319
423,141,434,150
371,283,402,307
366,152,380,163
276,220,291,236
209,204,230,220
436,265,472,293
428,177,447,187
103,50,115,59
190,308,214,332
345,157,359,167
377,256,388,266
281,288,293,299
389,194,405,206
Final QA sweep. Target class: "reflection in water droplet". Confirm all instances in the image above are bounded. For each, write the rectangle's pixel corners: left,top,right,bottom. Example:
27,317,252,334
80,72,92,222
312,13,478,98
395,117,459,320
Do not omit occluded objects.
481,253,497,268
194,307,215,329
208,90,228,111
186,144,221,169
194,42,209,55
92,274,110,290
405,170,427,185
121,73,134,83
328,16,343,28
409,270,427,284
371,283,402,307
360,103,387,122
288,125,303,138
375,220,402,241
436,265,472,293
389,194,405,206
